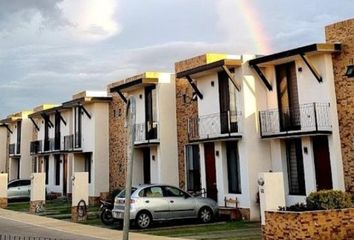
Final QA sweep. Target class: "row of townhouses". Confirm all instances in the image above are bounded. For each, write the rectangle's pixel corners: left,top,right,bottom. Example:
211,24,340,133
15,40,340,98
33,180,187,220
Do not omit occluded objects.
0,18,353,220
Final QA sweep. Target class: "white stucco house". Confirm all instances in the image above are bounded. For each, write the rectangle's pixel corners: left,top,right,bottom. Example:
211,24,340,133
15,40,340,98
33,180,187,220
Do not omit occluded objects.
109,72,179,187
175,44,344,220
0,111,33,181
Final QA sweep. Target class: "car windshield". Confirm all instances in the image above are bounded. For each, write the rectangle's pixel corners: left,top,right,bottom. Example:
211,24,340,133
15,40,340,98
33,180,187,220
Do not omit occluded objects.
117,187,137,198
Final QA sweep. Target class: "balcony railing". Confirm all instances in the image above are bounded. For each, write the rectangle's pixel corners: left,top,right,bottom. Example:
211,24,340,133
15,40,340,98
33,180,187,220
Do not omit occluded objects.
30,140,42,154
188,111,242,141
16,142,20,155
74,132,81,149
259,102,332,138
9,143,16,155
64,134,74,151
135,122,159,143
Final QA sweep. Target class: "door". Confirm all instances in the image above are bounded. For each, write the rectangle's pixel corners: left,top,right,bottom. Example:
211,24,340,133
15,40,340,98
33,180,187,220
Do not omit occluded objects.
139,186,170,220
204,142,217,201
145,86,157,140
312,136,333,190
276,62,300,131
143,148,151,184
163,186,196,219
63,155,68,196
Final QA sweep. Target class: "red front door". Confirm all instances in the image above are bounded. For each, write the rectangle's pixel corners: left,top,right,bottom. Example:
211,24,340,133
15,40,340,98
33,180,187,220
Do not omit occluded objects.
204,142,217,201
312,136,333,190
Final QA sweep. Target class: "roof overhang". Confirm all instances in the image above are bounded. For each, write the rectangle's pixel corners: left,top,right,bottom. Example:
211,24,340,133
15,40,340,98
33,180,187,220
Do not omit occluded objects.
176,59,242,78
248,43,342,91
248,43,341,67
109,72,161,93
29,105,69,118
62,96,112,108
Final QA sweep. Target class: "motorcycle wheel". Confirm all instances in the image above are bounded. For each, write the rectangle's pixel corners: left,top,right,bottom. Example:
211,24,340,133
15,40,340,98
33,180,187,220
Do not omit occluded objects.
101,209,114,225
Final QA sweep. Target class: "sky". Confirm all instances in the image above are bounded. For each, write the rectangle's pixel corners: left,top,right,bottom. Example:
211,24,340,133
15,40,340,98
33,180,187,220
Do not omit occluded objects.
0,0,353,118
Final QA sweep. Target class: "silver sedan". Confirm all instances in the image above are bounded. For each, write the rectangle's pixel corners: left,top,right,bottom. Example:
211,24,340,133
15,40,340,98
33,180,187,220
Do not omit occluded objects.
112,184,218,229
8,179,31,200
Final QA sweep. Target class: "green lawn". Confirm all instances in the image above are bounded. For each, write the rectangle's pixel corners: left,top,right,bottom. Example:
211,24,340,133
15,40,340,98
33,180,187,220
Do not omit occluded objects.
142,221,261,240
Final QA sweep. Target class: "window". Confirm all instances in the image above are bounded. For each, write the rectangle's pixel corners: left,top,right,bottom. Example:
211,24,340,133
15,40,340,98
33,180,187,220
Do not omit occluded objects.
226,141,241,194
32,158,37,173
164,186,189,198
139,187,163,198
55,155,60,186
186,145,201,192
74,107,82,148
84,153,91,184
44,156,49,185
286,139,305,195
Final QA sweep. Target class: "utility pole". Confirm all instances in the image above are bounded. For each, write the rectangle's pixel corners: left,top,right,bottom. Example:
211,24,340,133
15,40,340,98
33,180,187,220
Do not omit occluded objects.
123,96,136,240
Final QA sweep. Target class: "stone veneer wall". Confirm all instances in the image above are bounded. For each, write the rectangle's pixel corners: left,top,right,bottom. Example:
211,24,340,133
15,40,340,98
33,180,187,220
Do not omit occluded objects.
109,93,128,191
326,18,354,193
262,209,354,240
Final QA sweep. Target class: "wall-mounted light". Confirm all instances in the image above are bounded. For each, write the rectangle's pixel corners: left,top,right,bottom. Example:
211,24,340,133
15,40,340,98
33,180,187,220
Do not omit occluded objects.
211,81,215,87
192,92,198,101
139,94,143,99
304,147,308,154
215,150,219,157
152,155,155,161
344,65,354,78
298,67,303,72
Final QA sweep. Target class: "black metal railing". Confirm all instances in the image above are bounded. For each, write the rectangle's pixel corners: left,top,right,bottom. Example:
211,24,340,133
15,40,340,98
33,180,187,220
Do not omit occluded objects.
188,111,241,141
43,138,55,152
64,134,74,151
30,140,42,154
9,143,16,155
135,122,159,143
259,102,332,137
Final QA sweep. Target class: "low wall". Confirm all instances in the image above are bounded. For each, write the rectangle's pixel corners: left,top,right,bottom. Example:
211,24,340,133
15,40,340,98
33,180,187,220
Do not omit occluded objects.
263,208,354,240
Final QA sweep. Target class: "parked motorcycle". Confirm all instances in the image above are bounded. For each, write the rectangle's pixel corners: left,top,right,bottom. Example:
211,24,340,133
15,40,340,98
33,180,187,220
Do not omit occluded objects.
99,200,115,225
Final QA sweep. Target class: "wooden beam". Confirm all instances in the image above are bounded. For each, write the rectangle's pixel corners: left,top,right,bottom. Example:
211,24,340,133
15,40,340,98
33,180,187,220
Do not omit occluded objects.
222,66,241,92
252,64,273,91
56,110,67,126
41,113,54,128
29,117,40,131
300,53,322,83
80,105,92,119
186,75,203,100
4,124,13,134
117,90,128,104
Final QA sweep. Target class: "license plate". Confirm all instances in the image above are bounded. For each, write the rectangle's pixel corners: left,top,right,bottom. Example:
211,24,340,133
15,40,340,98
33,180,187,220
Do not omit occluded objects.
114,212,124,219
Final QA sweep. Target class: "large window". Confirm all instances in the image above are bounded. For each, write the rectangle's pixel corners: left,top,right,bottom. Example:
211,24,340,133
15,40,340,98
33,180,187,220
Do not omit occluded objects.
84,153,91,184
226,141,241,194
286,139,305,195
55,155,60,186
186,145,201,192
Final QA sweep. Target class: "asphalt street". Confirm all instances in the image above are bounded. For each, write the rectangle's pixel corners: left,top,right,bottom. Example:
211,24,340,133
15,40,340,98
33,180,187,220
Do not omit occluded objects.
0,217,102,240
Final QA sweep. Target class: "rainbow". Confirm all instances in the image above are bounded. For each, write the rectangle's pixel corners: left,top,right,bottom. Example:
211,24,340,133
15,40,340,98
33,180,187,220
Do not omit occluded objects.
236,0,273,54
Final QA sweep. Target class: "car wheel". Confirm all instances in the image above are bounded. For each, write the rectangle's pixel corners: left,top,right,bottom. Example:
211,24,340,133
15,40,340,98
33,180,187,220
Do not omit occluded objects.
199,207,213,223
135,211,152,229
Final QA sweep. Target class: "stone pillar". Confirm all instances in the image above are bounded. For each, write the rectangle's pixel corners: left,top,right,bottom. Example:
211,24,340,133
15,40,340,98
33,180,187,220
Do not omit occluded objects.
258,172,285,225
30,173,46,214
0,174,8,208
71,172,89,222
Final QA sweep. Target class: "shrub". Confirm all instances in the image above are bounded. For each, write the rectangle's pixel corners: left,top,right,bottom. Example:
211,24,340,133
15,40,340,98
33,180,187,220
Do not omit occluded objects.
306,190,352,210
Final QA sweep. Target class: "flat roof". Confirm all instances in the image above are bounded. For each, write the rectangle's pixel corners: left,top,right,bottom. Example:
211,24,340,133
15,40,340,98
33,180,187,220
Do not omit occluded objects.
248,43,341,66
0,111,32,124
175,53,242,78
62,96,112,107
109,72,170,92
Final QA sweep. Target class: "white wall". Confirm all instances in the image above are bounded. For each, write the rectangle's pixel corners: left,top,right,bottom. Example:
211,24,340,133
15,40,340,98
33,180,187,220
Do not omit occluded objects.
157,74,179,186
20,119,33,179
0,127,8,173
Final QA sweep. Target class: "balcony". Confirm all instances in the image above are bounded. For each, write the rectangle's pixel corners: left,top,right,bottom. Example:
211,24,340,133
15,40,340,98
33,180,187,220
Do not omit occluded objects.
134,122,159,145
64,134,74,151
30,140,43,155
188,111,242,142
259,102,332,138
9,143,16,155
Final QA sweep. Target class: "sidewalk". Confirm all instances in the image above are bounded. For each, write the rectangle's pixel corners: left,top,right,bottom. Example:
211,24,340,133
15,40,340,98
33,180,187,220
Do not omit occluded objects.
0,208,186,240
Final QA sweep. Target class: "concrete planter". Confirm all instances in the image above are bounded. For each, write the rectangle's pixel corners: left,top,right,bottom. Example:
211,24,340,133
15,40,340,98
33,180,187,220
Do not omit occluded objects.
262,208,354,240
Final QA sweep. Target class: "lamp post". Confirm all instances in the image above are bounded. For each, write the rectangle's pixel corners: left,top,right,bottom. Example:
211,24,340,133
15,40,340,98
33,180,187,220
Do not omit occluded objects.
123,96,136,240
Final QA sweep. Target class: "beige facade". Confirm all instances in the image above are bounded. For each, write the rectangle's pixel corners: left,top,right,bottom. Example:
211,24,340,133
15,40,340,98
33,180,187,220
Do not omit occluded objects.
326,18,354,194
